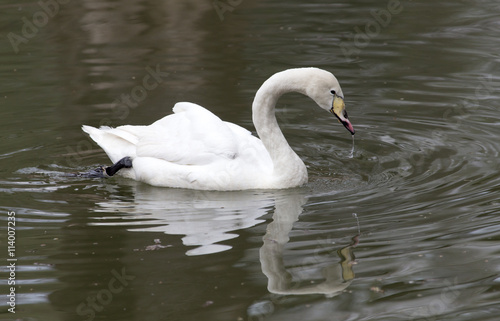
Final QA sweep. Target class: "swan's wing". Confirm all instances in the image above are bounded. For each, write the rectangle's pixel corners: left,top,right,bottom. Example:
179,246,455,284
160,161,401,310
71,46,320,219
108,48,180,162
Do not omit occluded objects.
134,102,242,165
84,102,270,172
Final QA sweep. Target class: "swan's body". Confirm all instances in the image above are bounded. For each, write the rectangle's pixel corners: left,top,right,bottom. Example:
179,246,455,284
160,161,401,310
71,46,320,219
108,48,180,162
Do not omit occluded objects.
82,68,354,190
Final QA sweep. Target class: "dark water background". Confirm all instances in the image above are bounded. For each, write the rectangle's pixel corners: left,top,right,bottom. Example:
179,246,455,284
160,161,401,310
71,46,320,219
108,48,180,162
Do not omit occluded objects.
1,0,500,320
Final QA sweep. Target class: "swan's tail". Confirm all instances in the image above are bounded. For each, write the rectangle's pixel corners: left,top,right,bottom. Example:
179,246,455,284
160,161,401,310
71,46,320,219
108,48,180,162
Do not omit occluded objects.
82,125,138,163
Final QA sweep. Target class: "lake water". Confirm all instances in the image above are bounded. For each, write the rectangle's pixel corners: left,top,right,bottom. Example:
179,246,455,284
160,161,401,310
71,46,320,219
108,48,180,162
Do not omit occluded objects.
1,0,500,320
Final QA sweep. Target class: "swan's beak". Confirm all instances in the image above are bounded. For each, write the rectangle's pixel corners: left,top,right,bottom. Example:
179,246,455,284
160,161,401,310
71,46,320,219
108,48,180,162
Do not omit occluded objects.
330,95,355,135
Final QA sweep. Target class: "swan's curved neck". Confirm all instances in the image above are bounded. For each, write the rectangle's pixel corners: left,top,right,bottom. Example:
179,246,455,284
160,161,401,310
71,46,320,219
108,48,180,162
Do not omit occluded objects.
252,69,309,185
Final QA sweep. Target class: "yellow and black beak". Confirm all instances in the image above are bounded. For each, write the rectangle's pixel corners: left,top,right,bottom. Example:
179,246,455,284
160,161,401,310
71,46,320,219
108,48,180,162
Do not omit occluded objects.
329,95,355,135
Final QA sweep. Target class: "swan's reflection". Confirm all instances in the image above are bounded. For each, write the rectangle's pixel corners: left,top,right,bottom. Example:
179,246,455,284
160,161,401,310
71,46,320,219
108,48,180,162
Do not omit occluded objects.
260,193,358,298
92,182,276,255
92,181,357,298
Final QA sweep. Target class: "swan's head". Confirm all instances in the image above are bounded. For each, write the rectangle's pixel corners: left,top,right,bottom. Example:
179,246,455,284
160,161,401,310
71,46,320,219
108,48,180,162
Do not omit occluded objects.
330,92,355,135
304,68,355,135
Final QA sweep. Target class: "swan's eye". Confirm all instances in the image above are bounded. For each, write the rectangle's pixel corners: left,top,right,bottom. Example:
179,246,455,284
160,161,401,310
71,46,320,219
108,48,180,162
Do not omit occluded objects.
330,90,336,95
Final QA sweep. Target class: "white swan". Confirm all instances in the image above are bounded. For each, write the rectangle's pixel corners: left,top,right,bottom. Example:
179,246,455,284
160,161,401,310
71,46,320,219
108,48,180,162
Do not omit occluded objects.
82,67,354,190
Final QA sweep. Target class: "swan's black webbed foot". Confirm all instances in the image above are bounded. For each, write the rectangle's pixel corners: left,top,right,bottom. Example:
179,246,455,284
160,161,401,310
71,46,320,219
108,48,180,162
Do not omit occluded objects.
104,156,133,176
76,157,133,178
